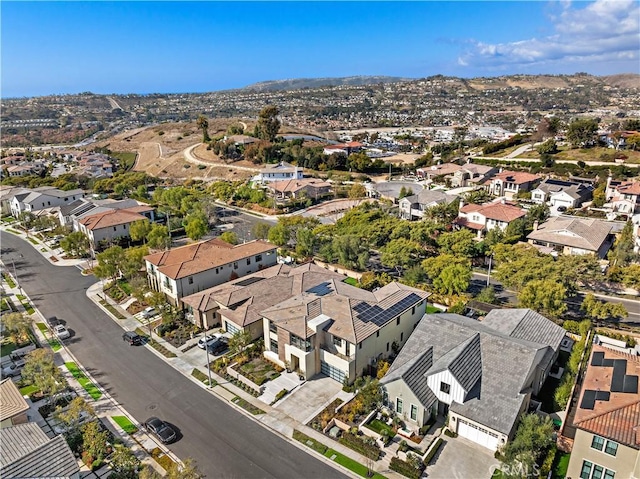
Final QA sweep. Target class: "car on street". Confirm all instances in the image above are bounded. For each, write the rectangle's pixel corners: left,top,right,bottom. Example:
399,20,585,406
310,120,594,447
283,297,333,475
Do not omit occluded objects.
46,316,61,329
141,307,156,319
143,417,177,443
122,331,143,346
198,333,221,349
207,336,229,355
54,324,70,340
2,360,25,378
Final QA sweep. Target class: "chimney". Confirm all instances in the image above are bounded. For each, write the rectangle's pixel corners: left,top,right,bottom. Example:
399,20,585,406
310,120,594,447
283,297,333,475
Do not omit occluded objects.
533,220,539,231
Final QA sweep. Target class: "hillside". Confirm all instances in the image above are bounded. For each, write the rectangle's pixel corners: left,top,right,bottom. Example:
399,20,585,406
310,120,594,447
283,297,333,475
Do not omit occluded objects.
243,75,412,92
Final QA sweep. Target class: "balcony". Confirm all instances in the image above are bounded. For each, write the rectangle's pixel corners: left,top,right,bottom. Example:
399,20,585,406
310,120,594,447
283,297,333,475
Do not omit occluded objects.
320,344,355,362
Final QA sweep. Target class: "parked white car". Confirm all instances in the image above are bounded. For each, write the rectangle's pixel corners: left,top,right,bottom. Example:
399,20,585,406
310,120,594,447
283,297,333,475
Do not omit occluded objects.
54,325,70,340
2,360,25,378
141,307,156,319
197,333,221,349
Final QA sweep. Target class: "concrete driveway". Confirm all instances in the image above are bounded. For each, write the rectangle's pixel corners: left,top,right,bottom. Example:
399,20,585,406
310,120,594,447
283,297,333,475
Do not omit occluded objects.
274,374,350,424
426,436,499,479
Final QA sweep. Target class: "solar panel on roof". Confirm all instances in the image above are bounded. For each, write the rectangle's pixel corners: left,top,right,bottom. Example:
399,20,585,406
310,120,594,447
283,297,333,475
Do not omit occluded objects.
581,390,596,409
591,352,604,366
307,282,333,297
623,375,639,394
611,360,627,392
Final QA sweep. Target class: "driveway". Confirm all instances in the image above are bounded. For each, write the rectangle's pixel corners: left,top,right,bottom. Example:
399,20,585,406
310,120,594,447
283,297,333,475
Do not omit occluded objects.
275,374,349,424
426,436,499,479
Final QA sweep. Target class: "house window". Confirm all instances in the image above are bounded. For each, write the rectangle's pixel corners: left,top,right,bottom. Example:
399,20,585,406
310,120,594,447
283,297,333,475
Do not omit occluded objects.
580,461,615,479
376,331,379,338
333,336,342,347
591,436,604,451
396,317,400,325
188,277,194,285
412,306,415,315
290,334,311,352
386,342,390,352
358,342,362,349
440,382,451,394
396,398,403,414
215,268,219,274
246,258,251,265
604,441,618,456
269,321,277,333
255,254,262,262
410,404,418,421
234,262,238,270
113,227,117,231
270,338,278,354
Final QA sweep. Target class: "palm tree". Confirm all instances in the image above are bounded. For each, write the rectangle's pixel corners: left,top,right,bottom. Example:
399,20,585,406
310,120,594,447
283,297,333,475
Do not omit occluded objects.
196,115,210,143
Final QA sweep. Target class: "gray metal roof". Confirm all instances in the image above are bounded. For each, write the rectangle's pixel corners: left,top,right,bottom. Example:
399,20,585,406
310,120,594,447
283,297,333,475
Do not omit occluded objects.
0,423,79,478
482,308,566,351
383,313,548,435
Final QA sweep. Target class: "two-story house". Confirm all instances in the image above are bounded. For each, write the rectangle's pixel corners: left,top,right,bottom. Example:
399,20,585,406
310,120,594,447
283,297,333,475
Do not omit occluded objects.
566,345,639,479
527,217,615,258
531,178,594,209
262,281,430,383
398,189,458,220
10,187,85,218
455,199,527,238
381,309,566,452
181,263,344,331
609,181,640,216
484,170,541,199
267,178,332,201
254,161,304,183
76,205,155,249
144,239,277,309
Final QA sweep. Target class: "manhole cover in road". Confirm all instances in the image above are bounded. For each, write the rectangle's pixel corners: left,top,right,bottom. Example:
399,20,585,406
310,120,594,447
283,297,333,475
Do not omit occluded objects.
147,403,158,411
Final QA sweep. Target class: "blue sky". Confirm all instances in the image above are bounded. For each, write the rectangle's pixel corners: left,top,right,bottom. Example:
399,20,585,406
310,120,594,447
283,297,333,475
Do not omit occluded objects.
2,1,638,98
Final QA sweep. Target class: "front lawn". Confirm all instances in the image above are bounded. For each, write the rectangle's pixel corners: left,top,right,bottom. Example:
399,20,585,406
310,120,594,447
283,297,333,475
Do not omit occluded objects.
237,357,281,386
325,448,387,479
426,305,443,314
0,338,17,357
365,418,395,437
552,452,571,478
112,415,138,434
19,384,39,396
343,277,358,286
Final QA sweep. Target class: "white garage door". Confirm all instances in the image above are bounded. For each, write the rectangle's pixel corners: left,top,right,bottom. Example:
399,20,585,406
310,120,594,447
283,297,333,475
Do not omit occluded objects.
457,419,500,451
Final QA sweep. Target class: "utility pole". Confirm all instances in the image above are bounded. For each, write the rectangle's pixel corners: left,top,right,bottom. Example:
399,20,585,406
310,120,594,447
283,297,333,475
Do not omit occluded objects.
486,254,493,288
203,328,213,387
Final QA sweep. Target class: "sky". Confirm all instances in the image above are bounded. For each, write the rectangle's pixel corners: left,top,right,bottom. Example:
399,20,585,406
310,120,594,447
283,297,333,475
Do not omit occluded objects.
1,1,639,98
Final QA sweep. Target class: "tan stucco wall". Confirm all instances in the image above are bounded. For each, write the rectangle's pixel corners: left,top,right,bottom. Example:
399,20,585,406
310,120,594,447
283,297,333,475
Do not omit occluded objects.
566,429,640,479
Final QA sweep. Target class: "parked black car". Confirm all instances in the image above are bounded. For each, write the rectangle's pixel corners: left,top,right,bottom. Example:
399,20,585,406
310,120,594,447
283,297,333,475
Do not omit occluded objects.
207,336,229,355
122,331,143,346
46,316,61,329
143,417,176,443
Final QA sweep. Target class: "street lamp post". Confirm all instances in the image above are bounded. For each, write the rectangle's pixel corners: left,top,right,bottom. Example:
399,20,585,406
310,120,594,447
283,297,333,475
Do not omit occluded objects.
486,254,493,288
202,327,213,387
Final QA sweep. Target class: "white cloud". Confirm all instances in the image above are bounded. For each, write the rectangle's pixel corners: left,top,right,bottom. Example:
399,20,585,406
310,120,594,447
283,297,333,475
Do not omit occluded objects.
457,0,640,73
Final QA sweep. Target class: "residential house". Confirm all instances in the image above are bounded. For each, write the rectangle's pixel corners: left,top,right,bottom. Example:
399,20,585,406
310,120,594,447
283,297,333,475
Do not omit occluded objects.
455,199,527,238
0,186,29,216
608,180,640,216
416,163,463,181
262,281,430,383
381,309,565,451
323,141,364,156
145,239,277,308
565,345,639,479
267,178,332,201
0,422,80,479
531,178,593,209
254,162,304,183
181,263,344,332
399,189,458,220
10,187,85,218
484,170,541,199
61,198,149,228
77,205,155,249
451,163,498,188
76,153,113,178
527,217,615,258
0,378,30,427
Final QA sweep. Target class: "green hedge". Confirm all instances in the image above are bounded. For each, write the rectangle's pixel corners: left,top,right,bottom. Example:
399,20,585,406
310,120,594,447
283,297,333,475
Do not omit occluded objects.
390,457,424,479
424,437,443,464
338,432,380,460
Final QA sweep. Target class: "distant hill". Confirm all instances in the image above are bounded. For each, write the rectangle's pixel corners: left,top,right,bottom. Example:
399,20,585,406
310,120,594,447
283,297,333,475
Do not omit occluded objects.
242,75,413,92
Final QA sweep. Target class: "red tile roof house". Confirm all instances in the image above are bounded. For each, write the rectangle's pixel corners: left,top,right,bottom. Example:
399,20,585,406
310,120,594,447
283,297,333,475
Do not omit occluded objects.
144,239,277,308
77,205,155,249
266,178,332,201
484,170,541,200
565,344,640,479
455,199,527,239
609,180,640,217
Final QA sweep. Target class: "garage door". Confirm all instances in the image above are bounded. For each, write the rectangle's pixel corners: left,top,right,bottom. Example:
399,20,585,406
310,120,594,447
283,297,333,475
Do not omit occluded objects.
457,419,500,451
320,361,346,383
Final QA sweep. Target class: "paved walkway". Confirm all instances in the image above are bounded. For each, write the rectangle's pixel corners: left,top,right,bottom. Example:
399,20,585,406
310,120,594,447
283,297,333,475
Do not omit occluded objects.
1,224,409,478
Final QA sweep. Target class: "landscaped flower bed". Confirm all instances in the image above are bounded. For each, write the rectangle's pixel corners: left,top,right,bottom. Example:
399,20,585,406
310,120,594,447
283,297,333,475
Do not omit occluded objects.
338,432,381,460
236,357,281,386
309,398,344,430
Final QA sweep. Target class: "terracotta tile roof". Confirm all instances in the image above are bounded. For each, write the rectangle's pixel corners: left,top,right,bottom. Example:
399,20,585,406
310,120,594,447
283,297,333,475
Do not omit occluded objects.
573,345,640,449
145,239,276,280
460,201,526,223
616,181,640,196
0,379,29,422
78,207,149,230
454,217,485,230
491,170,541,185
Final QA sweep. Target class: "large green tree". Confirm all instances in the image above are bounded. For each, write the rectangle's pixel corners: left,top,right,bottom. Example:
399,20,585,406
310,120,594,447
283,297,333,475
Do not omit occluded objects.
184,211,209,240
581,293,627,321
566,118,599,147
380,238,423,269
22,349,66,404
147,224,171,249
1,312,32,345
60,231,90,258
94,246,125,283
129,220,152,244
255,106,280,142
501,414,554,478
518,279,567,318
433,263,471,295
196,115,210,142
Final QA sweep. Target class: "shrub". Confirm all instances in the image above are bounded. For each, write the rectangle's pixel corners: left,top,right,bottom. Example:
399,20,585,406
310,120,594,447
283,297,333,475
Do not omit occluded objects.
444,428,457,438
390,456,424,479
198,164,206,170
424,437,443,464
338,432,380,460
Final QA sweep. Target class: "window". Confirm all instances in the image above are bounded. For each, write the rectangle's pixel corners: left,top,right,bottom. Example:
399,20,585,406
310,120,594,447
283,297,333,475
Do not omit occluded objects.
604,470,615,479
269,321,277,333
396,398,403,414
246,258,251,265
410,404,418,421
440,382,451,394
376,331,379,338
591,436,604,451
188,277,193,285
358,342,362,349
255,254,262,262
604,441,618,456
290,334,311,352
333,336,342,347
580,461,593,479
113,227,117,231
233,262,238,270
386,342,390,352
270,338,278,354
396,317,400,325
401,332,404,342
412,306,415,315
580,461,615,479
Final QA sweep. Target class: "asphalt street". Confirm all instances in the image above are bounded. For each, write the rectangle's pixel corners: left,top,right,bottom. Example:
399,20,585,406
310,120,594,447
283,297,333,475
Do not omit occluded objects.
1,232,346,479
